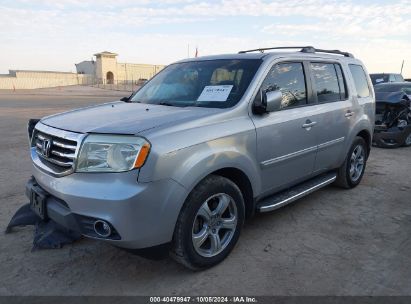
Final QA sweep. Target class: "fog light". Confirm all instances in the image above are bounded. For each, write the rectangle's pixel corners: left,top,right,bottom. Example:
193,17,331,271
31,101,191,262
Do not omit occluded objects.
93,220,112,238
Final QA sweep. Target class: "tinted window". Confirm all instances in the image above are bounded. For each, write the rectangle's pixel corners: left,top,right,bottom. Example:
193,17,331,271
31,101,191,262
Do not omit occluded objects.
259,62,307,109
349,64,371,98
310,63,346,102
131,59,261,108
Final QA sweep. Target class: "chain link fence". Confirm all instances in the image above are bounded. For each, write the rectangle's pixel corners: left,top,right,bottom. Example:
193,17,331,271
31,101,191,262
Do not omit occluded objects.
0,73,147,91
84,78,146,92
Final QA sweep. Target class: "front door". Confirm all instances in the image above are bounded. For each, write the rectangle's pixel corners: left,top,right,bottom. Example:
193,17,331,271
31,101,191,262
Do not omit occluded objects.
251,61,318,194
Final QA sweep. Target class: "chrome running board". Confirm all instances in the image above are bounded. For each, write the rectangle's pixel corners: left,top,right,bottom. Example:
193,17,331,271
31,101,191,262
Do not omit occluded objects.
257,172,337,213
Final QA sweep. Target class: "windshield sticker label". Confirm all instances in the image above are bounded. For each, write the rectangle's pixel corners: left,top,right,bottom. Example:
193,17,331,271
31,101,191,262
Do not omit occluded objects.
197,85,233,102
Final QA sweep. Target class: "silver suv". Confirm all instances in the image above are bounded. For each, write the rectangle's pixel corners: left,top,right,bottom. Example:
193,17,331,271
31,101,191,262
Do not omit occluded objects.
27,46,375,269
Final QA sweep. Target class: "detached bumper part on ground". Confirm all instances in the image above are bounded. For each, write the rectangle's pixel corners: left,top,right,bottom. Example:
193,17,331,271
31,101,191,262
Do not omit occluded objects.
5,199,81,250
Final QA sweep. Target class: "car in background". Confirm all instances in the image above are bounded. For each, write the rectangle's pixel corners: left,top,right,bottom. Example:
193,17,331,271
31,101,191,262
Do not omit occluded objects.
373,82,411,148
370,73,404,85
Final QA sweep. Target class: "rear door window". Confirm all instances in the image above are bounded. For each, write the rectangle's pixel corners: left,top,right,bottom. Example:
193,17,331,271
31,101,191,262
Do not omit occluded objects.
349,64,371,98
310,62,347,103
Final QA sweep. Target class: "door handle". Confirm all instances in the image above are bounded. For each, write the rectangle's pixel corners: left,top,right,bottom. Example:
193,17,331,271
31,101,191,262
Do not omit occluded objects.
345,110,354,118
302,120,317,129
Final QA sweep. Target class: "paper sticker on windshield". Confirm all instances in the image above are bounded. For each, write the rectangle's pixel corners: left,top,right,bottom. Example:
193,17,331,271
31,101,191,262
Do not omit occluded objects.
197,85,233,102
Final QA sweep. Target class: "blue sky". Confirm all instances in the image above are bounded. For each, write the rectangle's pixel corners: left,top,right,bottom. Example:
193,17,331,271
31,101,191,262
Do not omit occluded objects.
1,0,411,77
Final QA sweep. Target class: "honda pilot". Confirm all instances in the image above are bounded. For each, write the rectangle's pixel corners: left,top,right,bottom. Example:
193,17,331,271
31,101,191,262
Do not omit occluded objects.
27,46,375,269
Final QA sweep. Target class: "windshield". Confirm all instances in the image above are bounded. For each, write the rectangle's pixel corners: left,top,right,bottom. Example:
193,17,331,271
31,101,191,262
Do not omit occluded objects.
370,74,404,85
374,83,411,94
370,74,389,85
130,59,262,108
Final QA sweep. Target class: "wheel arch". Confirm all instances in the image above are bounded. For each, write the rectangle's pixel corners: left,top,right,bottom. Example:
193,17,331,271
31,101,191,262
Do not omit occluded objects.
178,164,258,219
345,115,373,161
211,167,255,219
356,129,372,158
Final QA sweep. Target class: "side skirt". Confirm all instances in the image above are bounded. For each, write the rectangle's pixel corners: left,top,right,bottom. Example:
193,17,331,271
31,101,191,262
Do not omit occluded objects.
256,172,337,213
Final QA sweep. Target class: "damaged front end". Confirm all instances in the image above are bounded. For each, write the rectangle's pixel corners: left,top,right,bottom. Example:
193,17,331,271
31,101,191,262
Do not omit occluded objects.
373,92,411,148
6,119,82,250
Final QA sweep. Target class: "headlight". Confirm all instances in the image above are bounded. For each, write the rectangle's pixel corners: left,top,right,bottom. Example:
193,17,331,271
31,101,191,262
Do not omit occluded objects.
76,134,150,172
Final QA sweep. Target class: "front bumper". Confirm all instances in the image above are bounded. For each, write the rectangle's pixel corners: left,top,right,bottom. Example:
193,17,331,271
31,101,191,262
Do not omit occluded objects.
373,125,411,148
30,163,188,249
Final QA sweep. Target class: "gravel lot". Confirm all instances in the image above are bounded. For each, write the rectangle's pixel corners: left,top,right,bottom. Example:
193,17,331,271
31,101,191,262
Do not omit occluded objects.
0,86,410,296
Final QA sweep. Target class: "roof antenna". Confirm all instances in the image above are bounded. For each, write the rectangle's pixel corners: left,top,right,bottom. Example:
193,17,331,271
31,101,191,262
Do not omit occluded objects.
400,60,405,75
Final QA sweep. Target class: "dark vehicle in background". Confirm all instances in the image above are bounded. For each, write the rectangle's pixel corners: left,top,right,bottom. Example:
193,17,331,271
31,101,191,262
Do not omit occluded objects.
373,82,411,148
370,73,404,85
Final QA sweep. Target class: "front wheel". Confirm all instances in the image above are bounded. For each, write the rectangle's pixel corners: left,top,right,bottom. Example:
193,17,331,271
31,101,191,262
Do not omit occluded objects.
403,131,411,147
171,175,245,270
335,136,368,189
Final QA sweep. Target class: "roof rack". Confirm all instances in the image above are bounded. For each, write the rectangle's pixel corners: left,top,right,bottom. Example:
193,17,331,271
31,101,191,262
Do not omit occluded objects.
238,46,354,58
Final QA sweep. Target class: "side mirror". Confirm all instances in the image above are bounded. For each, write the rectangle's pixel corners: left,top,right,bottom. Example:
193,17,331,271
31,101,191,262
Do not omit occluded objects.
265,90,283,112
120,96,130,102
253,90,283,114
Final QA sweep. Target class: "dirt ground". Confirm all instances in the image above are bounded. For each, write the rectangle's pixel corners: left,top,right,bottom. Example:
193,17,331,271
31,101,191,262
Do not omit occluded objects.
0,86,410,296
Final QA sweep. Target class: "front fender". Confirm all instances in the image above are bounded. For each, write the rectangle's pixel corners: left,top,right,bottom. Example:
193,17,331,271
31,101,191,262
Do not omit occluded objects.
139,134,261,198
175,143,261,196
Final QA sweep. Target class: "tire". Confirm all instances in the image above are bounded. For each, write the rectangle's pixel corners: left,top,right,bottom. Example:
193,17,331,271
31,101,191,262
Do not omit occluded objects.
403,131,411,147
171,175,245,270
335,136,367,189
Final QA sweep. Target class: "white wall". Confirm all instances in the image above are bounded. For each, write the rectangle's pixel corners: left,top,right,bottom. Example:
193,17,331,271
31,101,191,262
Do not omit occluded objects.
0,71,93,89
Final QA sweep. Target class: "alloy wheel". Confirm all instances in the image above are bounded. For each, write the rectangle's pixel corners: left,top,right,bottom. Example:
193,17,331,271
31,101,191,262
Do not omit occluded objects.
349,145,365,182
192,193,238,258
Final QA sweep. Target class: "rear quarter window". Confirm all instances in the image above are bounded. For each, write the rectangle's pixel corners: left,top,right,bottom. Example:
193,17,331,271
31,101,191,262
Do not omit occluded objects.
349,64,371,98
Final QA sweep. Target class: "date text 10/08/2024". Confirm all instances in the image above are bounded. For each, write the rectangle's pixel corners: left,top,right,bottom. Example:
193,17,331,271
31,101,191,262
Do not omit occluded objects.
149,297,258,303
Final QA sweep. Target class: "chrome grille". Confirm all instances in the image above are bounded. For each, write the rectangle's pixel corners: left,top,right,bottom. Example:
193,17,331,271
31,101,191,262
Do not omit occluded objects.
35,132,76,167
30,123,84,177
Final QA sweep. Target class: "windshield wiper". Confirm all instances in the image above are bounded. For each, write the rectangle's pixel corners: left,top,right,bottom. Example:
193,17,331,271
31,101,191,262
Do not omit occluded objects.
158,102,175,107
157,101,195,107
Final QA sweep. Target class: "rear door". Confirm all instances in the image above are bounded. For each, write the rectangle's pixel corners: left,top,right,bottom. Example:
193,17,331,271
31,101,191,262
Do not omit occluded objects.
251,61,318,194
308,61,354,172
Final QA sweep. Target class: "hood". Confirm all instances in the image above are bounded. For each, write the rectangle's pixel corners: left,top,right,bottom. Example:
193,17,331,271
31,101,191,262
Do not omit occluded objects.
375,91,410,104
41,101,221,134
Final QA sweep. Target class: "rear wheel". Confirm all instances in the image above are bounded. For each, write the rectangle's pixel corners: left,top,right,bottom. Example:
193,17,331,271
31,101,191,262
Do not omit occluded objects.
171,175,245,270
335,137,367,189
